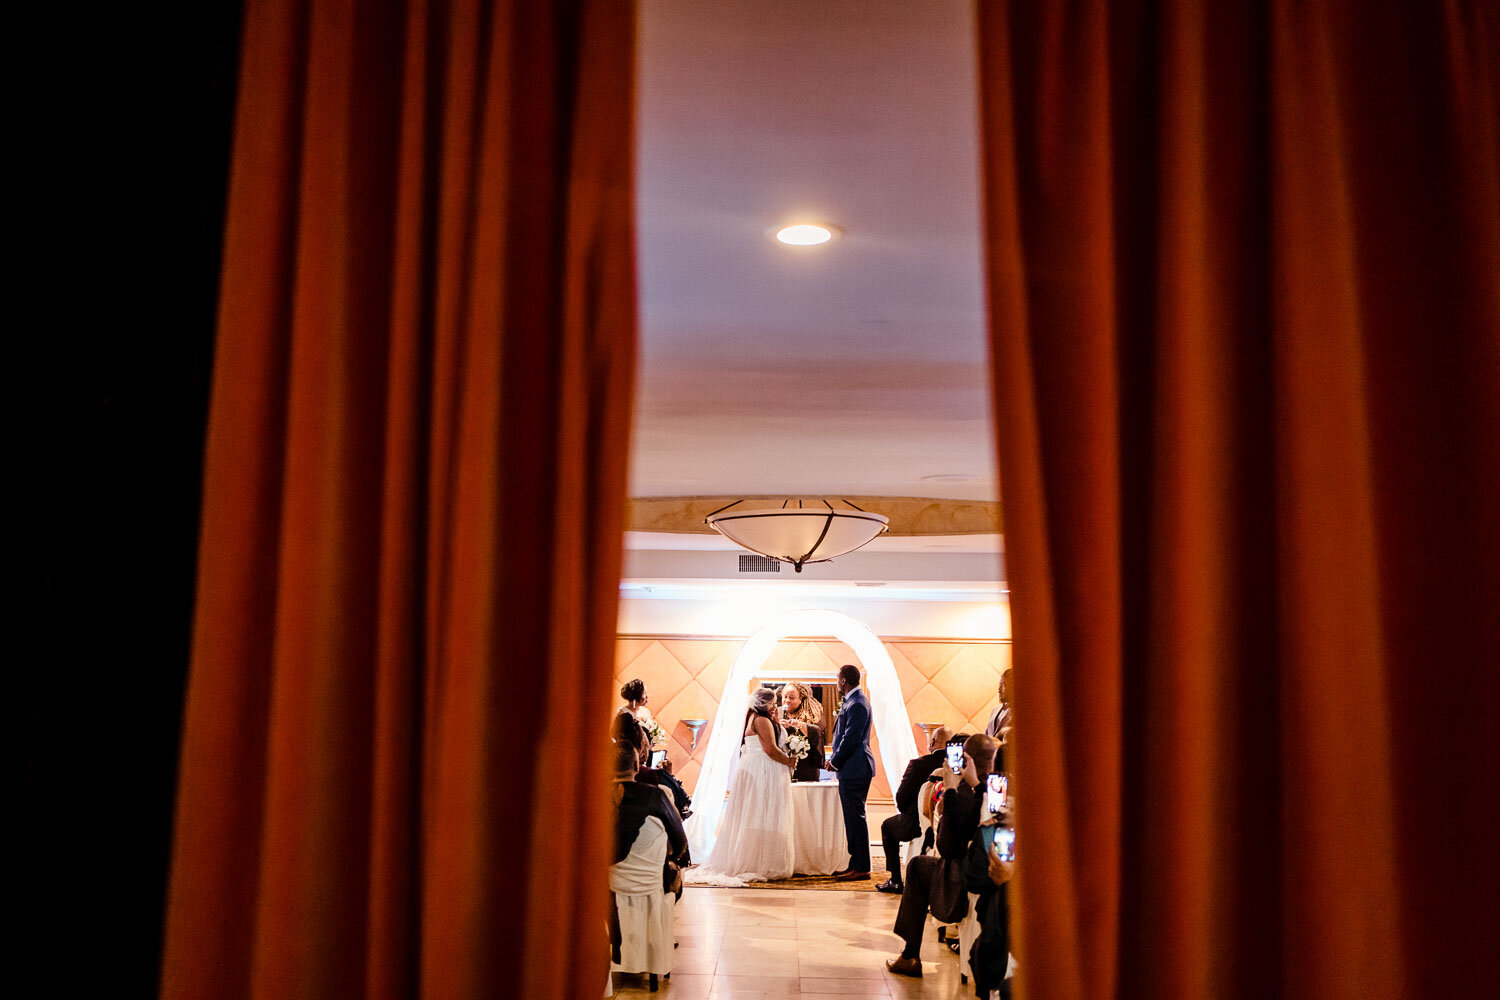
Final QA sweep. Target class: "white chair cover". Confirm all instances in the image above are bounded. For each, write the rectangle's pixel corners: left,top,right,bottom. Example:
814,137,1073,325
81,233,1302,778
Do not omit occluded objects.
959,891,982,980
610,816,675,976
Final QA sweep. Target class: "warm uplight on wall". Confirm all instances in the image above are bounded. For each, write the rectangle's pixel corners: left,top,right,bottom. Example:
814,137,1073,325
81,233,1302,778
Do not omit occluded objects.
774,223,837,246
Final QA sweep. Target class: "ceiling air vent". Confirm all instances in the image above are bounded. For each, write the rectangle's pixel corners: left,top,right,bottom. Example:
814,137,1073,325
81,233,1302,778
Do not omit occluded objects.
738,554,781,573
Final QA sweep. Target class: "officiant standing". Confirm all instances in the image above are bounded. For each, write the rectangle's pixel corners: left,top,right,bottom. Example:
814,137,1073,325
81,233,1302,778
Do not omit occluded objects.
827,663,875,881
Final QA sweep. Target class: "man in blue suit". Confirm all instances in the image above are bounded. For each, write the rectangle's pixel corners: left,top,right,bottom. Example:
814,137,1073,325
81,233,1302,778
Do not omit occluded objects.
828,663,875,880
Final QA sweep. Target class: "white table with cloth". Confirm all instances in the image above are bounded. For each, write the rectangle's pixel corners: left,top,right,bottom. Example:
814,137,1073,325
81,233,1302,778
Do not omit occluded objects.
790,778,851,875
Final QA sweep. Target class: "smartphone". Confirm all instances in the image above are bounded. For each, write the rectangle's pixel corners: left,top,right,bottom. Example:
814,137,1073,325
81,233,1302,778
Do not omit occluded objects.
945,742,965,774
993,826,1016,863
986,773,1008,814
649,749,666,768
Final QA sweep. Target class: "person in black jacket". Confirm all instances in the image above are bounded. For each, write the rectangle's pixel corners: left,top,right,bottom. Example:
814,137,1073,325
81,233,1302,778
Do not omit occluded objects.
885,733,998,979
966,809,1015,997
636,754,693,819
609,742,689,964
875,725,954,893
611,744,687,873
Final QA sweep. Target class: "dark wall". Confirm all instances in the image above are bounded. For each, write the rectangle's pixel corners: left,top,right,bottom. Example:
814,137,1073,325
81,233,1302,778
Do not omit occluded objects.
12,2,242,994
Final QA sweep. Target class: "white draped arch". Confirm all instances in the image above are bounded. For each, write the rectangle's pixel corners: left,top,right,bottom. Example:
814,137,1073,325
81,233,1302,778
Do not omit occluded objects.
683,608,919,858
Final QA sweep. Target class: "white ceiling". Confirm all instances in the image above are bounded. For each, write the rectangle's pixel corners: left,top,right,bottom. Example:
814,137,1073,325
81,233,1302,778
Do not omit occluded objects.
632,0,994,504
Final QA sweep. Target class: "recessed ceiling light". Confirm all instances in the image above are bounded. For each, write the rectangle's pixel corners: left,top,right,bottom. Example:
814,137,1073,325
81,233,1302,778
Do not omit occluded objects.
774,223,836,246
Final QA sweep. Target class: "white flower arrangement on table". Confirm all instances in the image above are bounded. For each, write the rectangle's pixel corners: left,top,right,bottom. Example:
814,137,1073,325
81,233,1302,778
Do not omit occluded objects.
646,720,667,747
785,732,811,763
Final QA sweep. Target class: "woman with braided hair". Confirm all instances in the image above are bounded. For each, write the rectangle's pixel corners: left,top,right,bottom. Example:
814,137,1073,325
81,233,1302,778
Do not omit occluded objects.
780,682,826,782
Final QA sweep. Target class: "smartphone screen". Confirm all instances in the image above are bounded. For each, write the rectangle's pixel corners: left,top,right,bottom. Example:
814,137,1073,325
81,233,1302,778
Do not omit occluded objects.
986,773,1008,814
649,749,666,768
945,742,964,774
994,826,1016,862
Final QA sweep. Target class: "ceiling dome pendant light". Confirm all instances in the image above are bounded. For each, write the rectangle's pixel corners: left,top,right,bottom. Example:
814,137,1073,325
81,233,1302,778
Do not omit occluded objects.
704,499,890,572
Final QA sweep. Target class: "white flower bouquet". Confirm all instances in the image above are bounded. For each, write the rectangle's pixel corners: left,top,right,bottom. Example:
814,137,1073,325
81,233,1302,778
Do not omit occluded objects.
785,732,811,762
646,720,667,747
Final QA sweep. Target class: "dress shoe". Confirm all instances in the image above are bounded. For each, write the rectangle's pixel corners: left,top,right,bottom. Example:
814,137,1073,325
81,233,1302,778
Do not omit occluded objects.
834,869,870,882
885,956,923,978
830,866,851,877
875,878,903,894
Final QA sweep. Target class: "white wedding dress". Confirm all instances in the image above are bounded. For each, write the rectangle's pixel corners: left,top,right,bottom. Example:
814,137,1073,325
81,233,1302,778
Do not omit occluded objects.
688,721,794,885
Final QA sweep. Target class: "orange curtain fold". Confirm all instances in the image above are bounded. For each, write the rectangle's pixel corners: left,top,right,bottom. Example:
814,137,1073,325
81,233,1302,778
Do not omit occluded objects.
977,2,1498,998
160,2,636,998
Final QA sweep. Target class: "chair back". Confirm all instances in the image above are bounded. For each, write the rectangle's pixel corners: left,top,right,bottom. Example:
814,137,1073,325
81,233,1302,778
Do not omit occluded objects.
610,815,667,895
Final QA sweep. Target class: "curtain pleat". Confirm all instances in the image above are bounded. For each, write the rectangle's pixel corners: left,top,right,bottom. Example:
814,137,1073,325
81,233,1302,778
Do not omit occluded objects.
977,2,1498,998
160,2,636,998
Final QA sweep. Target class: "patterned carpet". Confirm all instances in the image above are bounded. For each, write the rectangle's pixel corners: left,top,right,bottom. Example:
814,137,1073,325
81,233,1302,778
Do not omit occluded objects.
687,857,893,892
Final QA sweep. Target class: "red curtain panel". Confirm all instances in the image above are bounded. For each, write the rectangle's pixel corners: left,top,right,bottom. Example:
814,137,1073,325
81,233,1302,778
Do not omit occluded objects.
977,1,1498,998
159,2,636,998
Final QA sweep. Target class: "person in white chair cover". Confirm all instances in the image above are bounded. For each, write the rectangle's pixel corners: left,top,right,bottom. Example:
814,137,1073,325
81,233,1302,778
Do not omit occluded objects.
691,686,797,884
610,744,687,978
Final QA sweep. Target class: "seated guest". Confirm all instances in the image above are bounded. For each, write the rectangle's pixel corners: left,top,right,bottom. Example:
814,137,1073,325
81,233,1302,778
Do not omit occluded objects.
885,733,999,978
611,744,687,889
876,726,955,893
966,800,1015,998
779,682,825,782
636,753,693,820
920,766,945,853
609,743,688,973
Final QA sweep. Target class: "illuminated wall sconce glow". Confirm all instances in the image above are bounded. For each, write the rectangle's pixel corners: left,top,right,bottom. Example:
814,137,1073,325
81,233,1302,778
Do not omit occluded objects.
774,223,836,246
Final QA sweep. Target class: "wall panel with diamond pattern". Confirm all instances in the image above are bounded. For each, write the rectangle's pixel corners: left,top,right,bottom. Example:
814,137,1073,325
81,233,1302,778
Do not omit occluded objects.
614,636,1011,800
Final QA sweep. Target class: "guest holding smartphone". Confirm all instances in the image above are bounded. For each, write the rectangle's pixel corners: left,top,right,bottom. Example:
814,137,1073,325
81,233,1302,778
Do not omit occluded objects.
966,774,1015,996
885,734,999,978
876,726,956,893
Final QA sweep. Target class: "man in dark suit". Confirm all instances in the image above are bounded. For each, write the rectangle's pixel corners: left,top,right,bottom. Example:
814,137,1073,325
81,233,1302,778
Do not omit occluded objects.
827,663,876,881
984,668,1013,742
875,725,954,893
885,733,999,979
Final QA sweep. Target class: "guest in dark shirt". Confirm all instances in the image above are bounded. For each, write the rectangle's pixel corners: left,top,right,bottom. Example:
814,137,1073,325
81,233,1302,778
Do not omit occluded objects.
885,733,999,978
636,754,693,820
876,726,954,893
609,743,687,964
611,744,687,869
966,804,1015,997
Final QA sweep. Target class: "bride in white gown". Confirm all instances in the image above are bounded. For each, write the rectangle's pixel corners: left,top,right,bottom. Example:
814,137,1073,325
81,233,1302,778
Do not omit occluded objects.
690,686,798,884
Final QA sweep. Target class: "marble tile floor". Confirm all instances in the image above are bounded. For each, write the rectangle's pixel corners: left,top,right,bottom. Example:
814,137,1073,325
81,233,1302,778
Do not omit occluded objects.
610,886,979,999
